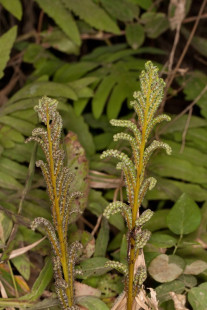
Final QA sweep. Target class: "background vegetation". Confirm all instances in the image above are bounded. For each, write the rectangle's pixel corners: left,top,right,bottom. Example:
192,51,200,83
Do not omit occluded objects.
0,0,207,309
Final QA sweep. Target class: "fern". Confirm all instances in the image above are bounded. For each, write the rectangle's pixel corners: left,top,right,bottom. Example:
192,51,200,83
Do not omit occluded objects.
26,97,82,310
101,61,171,309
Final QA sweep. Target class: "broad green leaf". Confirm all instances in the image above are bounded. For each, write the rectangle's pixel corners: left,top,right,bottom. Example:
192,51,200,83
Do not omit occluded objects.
149,233,177,248
35,0,80,45
178,274,197,288
107,82,128,119
120,234,127,265
0,0,22,19
167,193,201,235
41,28,79,55
141,12,169,39
182,27,207,58
77,296,109,310
53,62,98,83
19,258,53,301
0,171,23,190
0,116,35,136
94,133,113,151
9,81,77,103
131,0,152,9
156,280,185,304
149,155,207,185
0,211,13,244
77,257,110,279
62,105,95,156
148,254,185,283
0,157,27,180
73,98,88,116
94,218,109,257
11,254,30,281
65,131,89,214
144,209,169,232
100,0,139,22
92,75,117,119
62,0,120,34
126,23,145,50
188,282,207,310
0,26,17,79
3,142,44,163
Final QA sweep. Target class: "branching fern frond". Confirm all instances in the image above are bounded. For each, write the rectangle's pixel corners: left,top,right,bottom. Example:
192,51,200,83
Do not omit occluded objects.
101,61,172,309
27,97,83,310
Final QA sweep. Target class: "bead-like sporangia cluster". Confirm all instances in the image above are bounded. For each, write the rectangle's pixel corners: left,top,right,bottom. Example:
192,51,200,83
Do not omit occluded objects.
26,97,83,310
101,61,172,305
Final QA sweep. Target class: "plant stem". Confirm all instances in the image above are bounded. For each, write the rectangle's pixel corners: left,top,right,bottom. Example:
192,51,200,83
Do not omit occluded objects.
46,106,73,307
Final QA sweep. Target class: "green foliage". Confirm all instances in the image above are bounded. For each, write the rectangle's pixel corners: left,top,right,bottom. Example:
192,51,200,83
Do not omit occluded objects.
0,26,17,79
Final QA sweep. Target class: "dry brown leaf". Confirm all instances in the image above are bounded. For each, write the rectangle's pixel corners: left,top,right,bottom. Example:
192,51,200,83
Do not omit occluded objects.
0,237,46,260
75,282,101,297
0,280,15,310
170,292,189,310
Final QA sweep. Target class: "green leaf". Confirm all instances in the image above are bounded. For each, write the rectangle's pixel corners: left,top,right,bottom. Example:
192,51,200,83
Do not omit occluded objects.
77,257,110,279
77,296,109,310
65,131,89,214
120,234,127,265
0,211,13,244
41,28,79,55
141,12,169,39
167,193,201,235
94,218,109,257
144,209,169,232
35,0,80,45
156,280,185,304
0,0,22,20
0,171,23,190
149,233,177,248
148,254,185,283
19,258,53,301
62,105,95,156
126,23,145,50
178,274,197,288
0,26,17,79
0,157,27,180
11,254,30,281
94,133,113,151
181,27,207,58
62,0,120,34
92,75,116,119
188,282,207,310
9,81,77,103
131,0,152,9
0,116,35,136
100,0,139,22
107,82,128,119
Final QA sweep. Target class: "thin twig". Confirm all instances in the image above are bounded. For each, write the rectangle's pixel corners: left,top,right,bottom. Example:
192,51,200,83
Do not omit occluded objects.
162,0,207,108
183,12,207,23
91,215,102,237
159,84,207,135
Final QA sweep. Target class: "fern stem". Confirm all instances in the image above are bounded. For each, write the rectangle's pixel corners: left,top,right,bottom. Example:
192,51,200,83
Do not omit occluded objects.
46,105,74,307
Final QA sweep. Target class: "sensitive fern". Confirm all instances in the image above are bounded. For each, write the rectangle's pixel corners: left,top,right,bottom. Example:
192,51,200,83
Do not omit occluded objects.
101,61,172,309
26,97,82,310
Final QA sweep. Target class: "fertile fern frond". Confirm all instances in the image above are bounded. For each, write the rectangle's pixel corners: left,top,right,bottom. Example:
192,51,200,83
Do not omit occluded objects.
27,97,83,310
31,217,60,257
102,61,171,308
105,261,128,276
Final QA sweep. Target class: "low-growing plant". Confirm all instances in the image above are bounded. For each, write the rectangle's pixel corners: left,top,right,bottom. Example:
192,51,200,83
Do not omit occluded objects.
26,97,83,310
101,61,172,309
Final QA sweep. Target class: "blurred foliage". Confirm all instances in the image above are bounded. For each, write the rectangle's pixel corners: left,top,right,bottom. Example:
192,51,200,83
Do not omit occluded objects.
0,0,207,309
